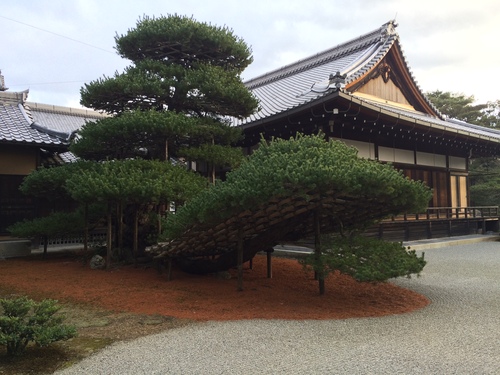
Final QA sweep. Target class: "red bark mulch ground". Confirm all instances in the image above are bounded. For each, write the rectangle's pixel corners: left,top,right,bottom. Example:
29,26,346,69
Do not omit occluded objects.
0,253,429,321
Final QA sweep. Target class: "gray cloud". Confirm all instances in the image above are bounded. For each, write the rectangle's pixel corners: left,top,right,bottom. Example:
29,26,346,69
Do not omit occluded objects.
2,0,498,107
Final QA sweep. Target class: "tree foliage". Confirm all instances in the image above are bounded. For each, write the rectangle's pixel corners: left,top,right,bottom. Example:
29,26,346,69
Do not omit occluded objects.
179,143,245,171
427,90,499,128
162,134,432,241
11,15,258,260
65,159,206,205
426,91,500,206
7,211,84,240
15,158,206,260
19,161,94,200
83,14,257,116
469,157,500,207
19,159,205,214
0,297,76,356
115,14,252,72
300,235,426,283
71,110,243,162
78,14,258,166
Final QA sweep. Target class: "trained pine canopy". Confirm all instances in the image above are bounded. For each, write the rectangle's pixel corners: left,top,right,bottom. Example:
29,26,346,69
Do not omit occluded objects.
151,134,432,273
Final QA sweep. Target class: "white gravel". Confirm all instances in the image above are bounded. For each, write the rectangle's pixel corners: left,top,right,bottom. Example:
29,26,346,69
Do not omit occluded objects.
55,241,500,374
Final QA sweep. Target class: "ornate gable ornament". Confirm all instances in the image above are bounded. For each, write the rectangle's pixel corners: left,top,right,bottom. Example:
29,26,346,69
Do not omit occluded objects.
379,62,391,83
0,70,8,91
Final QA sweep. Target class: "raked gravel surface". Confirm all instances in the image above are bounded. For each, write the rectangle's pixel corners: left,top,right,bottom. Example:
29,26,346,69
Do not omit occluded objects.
55,241,500,374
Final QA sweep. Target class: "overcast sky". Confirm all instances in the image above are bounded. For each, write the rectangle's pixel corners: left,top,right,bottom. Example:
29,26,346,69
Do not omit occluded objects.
2,0,499,109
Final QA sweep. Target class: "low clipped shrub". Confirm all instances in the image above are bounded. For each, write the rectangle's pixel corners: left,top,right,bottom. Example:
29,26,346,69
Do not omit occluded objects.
0,297,77,356
300,235,426,283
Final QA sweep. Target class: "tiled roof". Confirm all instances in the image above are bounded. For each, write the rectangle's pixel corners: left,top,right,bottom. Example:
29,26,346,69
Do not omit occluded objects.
27,102,107,140
239,21,400,125
0,98,65,146
58,151,78,163
0,91,106,147
236,20,500,144
39,149,78,166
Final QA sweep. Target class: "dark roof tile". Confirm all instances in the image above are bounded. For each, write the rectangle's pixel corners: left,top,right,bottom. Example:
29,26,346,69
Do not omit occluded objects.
0,92,107,147
239,21,398,125
0,101,64,146
237,21,500,143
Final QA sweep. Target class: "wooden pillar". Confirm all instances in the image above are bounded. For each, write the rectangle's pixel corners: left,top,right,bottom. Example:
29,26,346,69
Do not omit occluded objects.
237,226,244,291
314,209,325,295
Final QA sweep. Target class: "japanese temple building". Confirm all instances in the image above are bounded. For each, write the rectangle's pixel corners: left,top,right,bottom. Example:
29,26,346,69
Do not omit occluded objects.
0,85,106,238
2,21,500,248
236,20,500,241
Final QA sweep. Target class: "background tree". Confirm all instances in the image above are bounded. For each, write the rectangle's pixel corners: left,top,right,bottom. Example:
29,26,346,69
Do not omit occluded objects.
7,212,84,259
11,162,105,258
426,91,500,207
428,91,483,123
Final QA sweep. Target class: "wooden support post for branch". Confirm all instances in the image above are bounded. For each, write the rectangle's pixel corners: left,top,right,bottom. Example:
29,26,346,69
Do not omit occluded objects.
266,248,274,278
237,226,244,291
42,235,48,260
117,202,124,258
83,204,89,265
314,209,325,295
133,206,139,266
106,205,112,270
211,135,216,185
157,205,162,236
166,258,172,281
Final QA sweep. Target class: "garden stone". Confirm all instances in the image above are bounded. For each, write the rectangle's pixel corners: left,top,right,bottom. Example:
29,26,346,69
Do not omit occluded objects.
90,255,106,270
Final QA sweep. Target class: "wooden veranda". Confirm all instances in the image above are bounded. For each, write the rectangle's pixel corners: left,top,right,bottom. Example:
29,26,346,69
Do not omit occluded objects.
367,206,500,242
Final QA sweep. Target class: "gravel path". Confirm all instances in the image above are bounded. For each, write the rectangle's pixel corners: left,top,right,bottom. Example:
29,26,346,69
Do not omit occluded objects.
56,241,500,374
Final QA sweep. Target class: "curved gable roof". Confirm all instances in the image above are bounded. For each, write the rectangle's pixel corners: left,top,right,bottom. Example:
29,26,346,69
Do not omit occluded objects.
239,21,440,126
